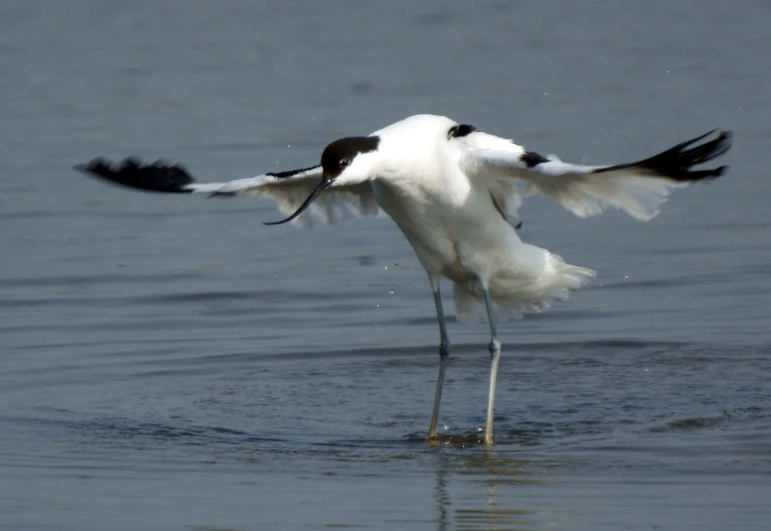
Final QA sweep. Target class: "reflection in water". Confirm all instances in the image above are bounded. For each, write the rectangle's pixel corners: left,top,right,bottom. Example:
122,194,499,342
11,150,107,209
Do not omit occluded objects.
432,448,556,531
434,465,452,531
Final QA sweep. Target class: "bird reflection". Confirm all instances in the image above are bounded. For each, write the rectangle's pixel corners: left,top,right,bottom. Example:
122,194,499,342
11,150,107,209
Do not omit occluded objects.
432,447,551,531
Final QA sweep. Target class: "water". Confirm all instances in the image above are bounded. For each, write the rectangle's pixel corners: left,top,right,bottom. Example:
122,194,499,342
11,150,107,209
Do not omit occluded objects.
2,1,770,529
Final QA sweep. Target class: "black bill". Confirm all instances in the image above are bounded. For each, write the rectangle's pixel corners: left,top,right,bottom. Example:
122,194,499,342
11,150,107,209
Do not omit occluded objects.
263,177,332,226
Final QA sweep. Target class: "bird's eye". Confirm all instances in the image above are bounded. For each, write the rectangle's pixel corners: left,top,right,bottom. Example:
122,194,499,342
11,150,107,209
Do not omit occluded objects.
340,158,349,168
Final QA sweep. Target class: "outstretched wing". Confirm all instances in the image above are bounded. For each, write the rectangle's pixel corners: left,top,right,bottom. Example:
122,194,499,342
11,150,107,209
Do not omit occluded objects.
461,129,732,221
74,157,382,227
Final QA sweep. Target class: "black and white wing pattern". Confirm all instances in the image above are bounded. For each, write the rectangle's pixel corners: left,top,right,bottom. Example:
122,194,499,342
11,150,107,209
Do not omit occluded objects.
74,157,382,227
461,129,732,221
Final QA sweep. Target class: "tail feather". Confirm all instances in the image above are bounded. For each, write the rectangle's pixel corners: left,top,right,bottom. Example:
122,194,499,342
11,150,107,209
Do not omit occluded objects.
452,253,596,324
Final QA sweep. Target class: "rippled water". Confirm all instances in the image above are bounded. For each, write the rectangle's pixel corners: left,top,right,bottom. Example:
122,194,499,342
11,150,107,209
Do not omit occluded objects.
2,1,770,530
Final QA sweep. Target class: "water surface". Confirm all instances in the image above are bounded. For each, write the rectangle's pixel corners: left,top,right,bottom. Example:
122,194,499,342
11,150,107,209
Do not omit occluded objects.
1,1,770,529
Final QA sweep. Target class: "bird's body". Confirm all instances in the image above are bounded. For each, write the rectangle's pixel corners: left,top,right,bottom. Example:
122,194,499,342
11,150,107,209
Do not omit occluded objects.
75,114,732,445
367,115,594,322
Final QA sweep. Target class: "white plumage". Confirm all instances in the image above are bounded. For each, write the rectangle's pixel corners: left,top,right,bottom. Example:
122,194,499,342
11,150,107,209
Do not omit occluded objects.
75,113,731,445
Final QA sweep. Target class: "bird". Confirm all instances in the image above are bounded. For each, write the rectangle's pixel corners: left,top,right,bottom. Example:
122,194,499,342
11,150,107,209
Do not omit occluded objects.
74,114,732,446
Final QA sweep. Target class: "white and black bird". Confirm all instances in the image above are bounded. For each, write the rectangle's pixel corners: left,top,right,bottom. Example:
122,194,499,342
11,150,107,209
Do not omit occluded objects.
75,114,731,445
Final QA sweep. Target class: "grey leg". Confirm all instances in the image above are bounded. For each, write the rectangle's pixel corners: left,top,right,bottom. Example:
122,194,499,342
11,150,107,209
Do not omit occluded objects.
482,286,502,446
428,276,450,439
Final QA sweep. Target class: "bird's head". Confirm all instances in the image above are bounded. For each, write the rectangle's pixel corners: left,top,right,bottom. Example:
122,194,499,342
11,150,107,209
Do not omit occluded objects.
321,136,380,186
265,136,380,225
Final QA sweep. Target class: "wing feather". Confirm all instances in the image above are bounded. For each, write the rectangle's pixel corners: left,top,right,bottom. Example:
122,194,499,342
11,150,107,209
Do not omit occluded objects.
462,130,731,221
74,157,382,227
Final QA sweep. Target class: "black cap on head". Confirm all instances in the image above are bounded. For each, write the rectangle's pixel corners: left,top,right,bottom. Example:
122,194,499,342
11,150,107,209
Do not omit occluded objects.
264,135,380,226
320,136,380,179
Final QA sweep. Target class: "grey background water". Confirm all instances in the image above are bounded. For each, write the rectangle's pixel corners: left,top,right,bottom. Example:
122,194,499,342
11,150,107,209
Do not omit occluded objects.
1,1,769,529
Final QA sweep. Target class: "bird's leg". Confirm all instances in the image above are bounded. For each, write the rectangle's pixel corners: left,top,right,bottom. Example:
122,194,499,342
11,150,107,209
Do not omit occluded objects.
482,286,501,447
428,276,450,439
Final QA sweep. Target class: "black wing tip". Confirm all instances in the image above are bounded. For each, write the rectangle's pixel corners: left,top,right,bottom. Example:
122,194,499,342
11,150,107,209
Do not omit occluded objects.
594,128,732,182
661,128,733,182
74,156,195,193
710,164,729,178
